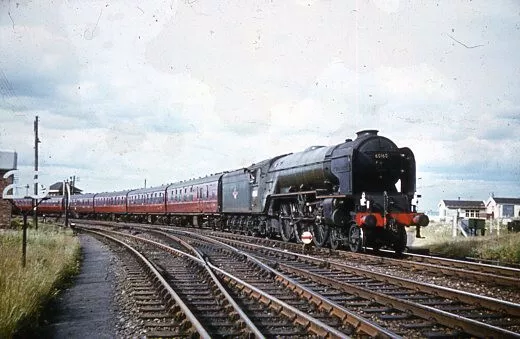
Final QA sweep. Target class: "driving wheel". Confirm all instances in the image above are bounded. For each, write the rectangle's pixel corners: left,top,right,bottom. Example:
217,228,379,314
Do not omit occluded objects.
279,218,294,242
348,224,364,252
312,222,330,247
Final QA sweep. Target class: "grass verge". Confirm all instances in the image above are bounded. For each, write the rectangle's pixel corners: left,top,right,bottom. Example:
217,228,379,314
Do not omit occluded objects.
0,223,80,338
409,221,520,264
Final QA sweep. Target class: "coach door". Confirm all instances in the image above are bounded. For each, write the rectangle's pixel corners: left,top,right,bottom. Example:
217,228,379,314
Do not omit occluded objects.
197,186,204,213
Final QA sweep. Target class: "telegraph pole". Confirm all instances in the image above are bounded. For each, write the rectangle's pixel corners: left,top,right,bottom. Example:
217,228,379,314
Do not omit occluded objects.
33,116,40,230
64,180,69,228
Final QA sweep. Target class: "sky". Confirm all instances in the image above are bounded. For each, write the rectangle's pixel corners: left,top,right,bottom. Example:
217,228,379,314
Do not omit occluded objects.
0,0,519,213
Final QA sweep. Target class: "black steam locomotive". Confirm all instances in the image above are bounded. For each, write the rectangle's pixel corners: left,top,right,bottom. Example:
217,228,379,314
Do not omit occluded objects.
220,129,429,253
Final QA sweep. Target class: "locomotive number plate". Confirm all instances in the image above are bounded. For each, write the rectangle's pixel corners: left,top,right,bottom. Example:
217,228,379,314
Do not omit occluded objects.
374,153,389,159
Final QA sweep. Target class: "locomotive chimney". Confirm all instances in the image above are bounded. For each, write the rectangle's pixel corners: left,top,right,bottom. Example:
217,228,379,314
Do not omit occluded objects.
356,130,379,138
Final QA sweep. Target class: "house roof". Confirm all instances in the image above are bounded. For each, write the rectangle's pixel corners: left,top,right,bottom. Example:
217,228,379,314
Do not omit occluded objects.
442,200,485,209
49,182,64,190
492,197,520,205
49,182,83,194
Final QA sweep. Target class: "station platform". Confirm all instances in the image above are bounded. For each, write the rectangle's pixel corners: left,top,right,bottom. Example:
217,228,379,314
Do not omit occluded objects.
37,234,117,338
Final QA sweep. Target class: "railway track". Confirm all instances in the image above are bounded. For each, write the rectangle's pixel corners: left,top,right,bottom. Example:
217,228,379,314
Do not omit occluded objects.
74,221,520,337
79,224,391,338
168,228,520,338
83,229,209,337
178,224,520,290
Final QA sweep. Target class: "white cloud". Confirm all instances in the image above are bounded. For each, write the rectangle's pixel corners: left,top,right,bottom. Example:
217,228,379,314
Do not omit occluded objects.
1,0,519,211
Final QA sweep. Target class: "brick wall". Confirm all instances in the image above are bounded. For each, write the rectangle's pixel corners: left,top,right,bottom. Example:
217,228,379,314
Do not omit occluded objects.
0,170,13,228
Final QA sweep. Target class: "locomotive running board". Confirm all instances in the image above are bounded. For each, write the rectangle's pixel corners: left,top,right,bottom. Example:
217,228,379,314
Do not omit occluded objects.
270,191,350,199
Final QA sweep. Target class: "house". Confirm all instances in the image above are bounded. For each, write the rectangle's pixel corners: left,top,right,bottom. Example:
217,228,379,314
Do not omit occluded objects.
438,199,486,221
486,196,520,220
48,182,83,196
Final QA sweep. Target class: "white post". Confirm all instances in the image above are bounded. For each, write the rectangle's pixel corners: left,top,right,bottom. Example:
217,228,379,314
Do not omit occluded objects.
452,216,457,238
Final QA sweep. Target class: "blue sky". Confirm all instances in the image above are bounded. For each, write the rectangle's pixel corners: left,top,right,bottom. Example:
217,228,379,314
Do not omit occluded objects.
1,0,519,213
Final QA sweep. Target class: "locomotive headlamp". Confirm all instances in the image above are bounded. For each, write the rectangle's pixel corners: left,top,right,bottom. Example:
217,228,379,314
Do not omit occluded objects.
412,192,421,212
360,192,367,206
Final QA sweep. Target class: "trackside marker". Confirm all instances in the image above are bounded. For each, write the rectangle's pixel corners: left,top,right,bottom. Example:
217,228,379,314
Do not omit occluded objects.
301,231,313,244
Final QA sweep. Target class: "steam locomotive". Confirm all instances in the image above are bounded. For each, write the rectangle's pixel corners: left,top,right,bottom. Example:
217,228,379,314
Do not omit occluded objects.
14,130,429,253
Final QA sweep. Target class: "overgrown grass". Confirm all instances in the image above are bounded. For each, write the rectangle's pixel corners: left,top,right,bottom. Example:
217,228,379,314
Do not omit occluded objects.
409,221,520,264
0,223,80,338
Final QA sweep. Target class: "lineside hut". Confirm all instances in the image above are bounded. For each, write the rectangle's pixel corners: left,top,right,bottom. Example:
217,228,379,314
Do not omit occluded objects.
438,199,486,222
